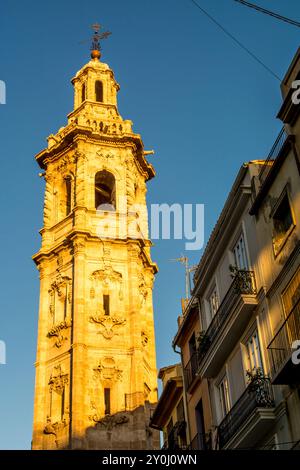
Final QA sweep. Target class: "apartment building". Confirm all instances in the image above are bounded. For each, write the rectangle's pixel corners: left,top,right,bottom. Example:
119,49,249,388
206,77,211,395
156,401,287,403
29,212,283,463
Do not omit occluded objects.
171,47,300,450
249,46,300,449
174,161,271,449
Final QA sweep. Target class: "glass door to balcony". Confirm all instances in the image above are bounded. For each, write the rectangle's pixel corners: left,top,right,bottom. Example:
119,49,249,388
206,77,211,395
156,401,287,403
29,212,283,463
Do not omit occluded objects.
195,399,206,450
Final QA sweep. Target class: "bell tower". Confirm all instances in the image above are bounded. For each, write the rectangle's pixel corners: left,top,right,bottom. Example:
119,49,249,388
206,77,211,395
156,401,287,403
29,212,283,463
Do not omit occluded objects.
32,26,159,450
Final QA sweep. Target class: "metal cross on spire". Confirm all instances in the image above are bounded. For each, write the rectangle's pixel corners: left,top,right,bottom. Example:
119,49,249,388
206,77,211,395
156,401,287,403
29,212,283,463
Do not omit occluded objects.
90,23,112,60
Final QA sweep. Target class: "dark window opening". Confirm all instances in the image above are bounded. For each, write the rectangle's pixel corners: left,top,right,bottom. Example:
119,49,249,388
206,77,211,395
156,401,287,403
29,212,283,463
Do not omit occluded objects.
195,400,206,450
61,388,65,421
104,388,111,415
66,176,72,216
95,170,116,210
188,333,196,357
176,398,185,423
103,294,110,316
273,193,294,253
81,83,86,103
95,80,103,102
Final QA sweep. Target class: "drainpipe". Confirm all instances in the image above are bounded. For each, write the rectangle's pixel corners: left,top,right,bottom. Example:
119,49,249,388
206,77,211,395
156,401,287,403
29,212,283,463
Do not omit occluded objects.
173,343,191,446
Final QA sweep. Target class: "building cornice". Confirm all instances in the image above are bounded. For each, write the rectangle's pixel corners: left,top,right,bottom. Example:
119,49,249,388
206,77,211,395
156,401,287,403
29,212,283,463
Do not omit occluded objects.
193,165,251,295
35,125,155,180
149,377,183,430
249,135,294,216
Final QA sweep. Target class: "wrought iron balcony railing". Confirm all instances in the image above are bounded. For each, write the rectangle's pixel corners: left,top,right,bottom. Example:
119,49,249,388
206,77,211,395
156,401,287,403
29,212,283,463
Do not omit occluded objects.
184,350,201,390
188,432,211,450
164,420,187,450
267,297,300,381
198,270,257,362
258,127,287,186
218,376,274,448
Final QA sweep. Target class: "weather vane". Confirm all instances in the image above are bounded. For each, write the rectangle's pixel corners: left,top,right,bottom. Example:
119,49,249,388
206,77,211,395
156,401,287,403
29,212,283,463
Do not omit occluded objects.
90,23,112,60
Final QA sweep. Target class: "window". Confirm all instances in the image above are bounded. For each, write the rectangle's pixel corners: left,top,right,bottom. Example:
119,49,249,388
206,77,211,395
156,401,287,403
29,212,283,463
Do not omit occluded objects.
208,286,219,321
65,176,72,216
81,83,86,103
195,400,206,450
233,232,249,270
95,170,116,210
272,192,294,254
103,294,110,316
188,333,196,357
104,388,111,415
218,376,230,420
176,398,185,423
245,330,263,373
95,80,103,102
282,267,300,314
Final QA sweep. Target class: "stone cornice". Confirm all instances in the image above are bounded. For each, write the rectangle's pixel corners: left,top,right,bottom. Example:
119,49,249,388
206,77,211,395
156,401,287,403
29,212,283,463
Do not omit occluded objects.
35,126,155,180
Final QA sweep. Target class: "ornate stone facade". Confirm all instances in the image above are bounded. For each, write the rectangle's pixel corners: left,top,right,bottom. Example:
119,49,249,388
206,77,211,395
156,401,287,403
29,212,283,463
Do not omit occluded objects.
32,47,159,450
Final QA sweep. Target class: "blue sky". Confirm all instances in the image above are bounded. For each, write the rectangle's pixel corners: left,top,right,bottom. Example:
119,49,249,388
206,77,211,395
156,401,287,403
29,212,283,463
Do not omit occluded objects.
0,0,299,449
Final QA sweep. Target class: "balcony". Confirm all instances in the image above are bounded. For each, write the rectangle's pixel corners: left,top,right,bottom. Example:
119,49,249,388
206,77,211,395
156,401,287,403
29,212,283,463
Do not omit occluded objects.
198,270,258,378
188,432,211,450
250,129,293,216
258,127,287,186
267,297,300,385
218,376,275,449
184,350,201,391
163,421,187,450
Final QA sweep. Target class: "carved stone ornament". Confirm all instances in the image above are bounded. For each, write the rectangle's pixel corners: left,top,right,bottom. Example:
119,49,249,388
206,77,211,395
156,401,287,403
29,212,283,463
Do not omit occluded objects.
55,154,76,174
47,319,72,348
138,273,148,306
44,415,69,438
93,357,123,383
89,403,129,430
90,267,123,300
89,315,126,339
96,150,115,160
48,275,72,299
141,331,149,347
48,365,68,394
96,414,129,430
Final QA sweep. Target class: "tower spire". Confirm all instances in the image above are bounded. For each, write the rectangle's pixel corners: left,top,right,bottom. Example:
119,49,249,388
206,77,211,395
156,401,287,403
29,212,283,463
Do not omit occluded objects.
90,23,112,60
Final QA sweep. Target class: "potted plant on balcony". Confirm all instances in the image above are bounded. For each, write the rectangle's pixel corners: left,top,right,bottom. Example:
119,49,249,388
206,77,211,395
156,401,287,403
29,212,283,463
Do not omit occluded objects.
229,265,254,294
246,368,274,407
196,331,211,356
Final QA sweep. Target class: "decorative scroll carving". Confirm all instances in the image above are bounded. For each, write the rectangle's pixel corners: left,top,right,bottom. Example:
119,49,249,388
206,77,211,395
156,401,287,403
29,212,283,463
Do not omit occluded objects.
89,400,128,428
93,357,123,382
48,276,72,344
48,275,72,299
138,270,154,306
74,151,86,206
47,319,72,348
96,150,115,160
48,365,68,393
94,413,129,430
126,160,137,207
141,331,149,347
55,154,76,174
90,267,123,300
45,366,69,446
44,415,69,438
138,273,148,306
43,172,54,227
89,315,126,339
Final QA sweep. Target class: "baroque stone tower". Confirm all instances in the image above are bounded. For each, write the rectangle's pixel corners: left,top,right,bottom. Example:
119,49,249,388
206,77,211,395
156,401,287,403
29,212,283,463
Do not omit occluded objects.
32,29,159,450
